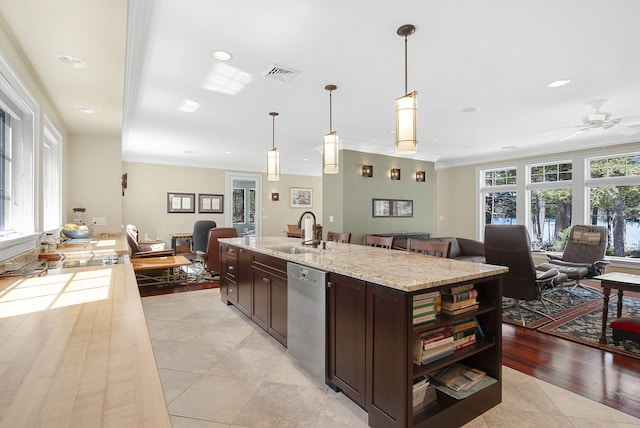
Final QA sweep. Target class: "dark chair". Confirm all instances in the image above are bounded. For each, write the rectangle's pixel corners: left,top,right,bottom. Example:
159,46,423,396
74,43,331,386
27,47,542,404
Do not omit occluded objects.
126,224,175,258
484,224,567,326
203,227,238,275
192,220,217,261
363,235,394,249
406,238,451,258
326,231,351,243
537,224,609,297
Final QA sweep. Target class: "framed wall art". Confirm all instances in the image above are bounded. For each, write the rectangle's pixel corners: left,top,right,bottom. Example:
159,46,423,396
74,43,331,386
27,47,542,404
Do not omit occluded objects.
167,192,195,213
290,187,313,208
198,193,224,213
372,198,413,218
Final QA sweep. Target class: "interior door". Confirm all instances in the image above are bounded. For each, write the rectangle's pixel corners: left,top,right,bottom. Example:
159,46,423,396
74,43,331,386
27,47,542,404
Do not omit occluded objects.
226,172,262,237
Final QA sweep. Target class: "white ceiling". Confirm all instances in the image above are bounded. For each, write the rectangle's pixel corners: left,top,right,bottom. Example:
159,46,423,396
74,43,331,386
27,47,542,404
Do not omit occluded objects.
2,0,640,177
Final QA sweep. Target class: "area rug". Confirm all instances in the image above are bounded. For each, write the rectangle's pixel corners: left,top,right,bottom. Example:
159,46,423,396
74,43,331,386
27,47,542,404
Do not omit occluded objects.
502,286,601,329
538,295,640,360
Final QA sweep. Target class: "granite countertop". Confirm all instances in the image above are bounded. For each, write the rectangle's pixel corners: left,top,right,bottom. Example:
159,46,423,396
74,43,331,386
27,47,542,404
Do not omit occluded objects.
219,236,507,292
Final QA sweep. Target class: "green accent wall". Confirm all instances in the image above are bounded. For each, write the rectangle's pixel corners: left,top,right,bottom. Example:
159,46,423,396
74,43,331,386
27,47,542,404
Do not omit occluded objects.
322,150,435,244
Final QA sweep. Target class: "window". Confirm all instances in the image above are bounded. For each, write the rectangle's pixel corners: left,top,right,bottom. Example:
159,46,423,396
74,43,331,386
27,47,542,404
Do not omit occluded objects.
588,155,640,258
478,152,640,260
481,167,517,226
0,53,39,260
528,162,573,250
43,116,62,230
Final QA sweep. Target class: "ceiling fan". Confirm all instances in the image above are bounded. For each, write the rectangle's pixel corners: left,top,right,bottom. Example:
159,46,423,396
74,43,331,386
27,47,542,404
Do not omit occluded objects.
558,99,640,141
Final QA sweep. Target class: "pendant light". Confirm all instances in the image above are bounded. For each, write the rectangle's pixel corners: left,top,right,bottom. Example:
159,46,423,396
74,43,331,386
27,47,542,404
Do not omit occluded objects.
395,24,418,154
267,112,280,181
323,84,339,174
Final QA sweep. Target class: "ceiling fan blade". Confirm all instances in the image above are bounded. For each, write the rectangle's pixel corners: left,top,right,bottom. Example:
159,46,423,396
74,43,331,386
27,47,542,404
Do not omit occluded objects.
559,128,588,141
608,124,640,136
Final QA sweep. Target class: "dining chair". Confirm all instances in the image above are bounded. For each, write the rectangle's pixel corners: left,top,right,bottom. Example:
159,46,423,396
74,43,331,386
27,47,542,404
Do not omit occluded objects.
406,238,451,258
363,235,394,249
327,231,351,243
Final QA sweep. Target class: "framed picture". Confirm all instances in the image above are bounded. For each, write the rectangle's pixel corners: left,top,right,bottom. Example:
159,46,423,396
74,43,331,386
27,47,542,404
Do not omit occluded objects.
167,192,195,213
372,198,413,218
198,193,224,213
290,187,313,208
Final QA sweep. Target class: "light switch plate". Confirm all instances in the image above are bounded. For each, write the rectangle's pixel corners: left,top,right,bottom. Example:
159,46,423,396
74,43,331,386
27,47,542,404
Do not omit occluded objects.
92,216,107,225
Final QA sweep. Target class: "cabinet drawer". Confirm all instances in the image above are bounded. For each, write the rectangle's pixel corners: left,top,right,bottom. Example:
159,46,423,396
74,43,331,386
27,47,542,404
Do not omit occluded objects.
252,252,287,278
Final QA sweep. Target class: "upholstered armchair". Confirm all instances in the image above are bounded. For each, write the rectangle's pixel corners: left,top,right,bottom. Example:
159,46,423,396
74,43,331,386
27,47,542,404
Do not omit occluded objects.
126,224,174,258
203,227,238,275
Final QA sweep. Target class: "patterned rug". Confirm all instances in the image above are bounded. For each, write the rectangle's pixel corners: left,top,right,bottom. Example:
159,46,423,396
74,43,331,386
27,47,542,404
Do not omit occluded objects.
502,286,602,329
539,294,640,359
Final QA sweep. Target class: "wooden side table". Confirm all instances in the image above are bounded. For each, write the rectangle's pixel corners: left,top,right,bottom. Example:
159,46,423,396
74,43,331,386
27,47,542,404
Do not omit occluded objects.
594,272,640,344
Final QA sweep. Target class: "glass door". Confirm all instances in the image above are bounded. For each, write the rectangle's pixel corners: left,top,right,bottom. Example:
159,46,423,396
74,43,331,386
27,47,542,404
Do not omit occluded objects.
226,172,262,237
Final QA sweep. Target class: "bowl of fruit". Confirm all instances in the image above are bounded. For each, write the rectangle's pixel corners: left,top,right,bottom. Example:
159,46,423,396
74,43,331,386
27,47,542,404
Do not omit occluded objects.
62,224,94,239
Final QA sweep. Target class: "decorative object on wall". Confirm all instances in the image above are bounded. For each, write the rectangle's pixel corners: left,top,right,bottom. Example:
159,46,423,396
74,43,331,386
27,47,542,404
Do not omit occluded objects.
198,193,224,213
267,111,280,181
121,173,127,196
391,168,401,180
416,170,426,182
372,198,414,218
271,192,280,201
290,187,313,208
362,165,373,178
323,84,339,174
395,24,418,154
167,192,195,213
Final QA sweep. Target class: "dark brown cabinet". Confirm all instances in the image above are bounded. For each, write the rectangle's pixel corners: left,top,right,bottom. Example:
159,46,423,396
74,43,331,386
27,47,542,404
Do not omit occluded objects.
328,271,502,428
220,244,287,347
327,273,367,407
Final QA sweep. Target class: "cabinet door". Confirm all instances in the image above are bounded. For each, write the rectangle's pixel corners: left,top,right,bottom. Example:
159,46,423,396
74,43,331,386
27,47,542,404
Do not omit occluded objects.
268,273,287,346
223,245,239,303
327,273,366,408
252,268,269,330
236,248,252,315
366,283,407,428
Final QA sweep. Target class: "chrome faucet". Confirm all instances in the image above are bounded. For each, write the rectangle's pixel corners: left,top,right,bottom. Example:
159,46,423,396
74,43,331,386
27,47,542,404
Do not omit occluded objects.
297,211,320,247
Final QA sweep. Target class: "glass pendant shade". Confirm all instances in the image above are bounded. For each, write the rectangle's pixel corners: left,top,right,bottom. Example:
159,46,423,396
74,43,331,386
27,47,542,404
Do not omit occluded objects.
323,131,339,174
395,91,418,154
267,148,280,181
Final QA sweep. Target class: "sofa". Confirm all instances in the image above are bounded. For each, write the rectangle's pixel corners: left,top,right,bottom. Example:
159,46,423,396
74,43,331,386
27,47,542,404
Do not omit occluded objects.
425,237,485,262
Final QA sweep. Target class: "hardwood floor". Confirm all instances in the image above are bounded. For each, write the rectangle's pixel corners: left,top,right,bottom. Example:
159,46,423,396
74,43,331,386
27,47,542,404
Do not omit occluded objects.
503,322,640,419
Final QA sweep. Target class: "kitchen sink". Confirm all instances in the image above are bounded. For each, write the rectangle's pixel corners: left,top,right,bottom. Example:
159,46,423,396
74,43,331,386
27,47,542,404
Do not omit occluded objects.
270,245,318,255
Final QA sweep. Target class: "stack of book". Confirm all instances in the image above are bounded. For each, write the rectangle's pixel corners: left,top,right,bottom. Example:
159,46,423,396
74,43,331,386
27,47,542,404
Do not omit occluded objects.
412,326,454,365
430,362,486,392
412,376,437,409
440,284,479,316
450,317,479,350
412,291,439,326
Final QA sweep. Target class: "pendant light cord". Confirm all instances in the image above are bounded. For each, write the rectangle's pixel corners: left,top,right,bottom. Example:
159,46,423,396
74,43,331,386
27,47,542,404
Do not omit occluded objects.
404,34,408,95
272,115,275,149
329,89,333,132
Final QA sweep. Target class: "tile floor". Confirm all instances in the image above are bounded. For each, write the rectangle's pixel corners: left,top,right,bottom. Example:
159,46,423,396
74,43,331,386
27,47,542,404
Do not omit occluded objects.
142,289,640,427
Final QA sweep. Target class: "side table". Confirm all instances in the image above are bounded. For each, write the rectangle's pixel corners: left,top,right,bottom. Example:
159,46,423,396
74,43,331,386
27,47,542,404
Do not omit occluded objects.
593,272,640,344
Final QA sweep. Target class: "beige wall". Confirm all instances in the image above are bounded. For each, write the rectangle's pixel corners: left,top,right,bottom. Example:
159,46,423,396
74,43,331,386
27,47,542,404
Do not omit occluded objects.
122,162,322,245
434,165,477,239
67,134,122,233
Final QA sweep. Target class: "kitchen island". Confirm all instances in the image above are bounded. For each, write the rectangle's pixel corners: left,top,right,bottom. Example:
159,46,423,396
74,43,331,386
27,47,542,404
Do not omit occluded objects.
218,236,507,428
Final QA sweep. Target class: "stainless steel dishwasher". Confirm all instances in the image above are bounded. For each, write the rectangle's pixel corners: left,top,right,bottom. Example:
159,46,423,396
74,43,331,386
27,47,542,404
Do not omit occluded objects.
287,262,328,382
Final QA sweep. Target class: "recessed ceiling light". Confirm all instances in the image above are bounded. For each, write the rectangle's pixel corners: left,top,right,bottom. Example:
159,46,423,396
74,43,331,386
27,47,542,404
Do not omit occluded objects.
464,145,474,150
547,79,570,88
303,158,309,161
224,151,232,154
178,99,199,113
501,145,517,150
57,55,88,68
74,107,96,114
430,138,440,143
461,107,479,113
211,50,232,61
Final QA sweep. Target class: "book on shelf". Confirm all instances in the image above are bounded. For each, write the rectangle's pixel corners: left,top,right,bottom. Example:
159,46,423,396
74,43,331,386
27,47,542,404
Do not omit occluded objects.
440,297,477,310
424,335,454,351
413,312,436,325
440,283,474,295
417,326,452,343
413,302,436,315
430,362,486,391
434,375,497,400
440,289,478,303
453,334,477,350
441,303,479,316
413,291,439,304
421,346,454,365
412,376,437,409
413,339,454,365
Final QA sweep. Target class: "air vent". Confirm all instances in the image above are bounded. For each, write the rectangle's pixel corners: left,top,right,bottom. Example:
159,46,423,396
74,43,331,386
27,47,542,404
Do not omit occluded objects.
263,63,301,82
